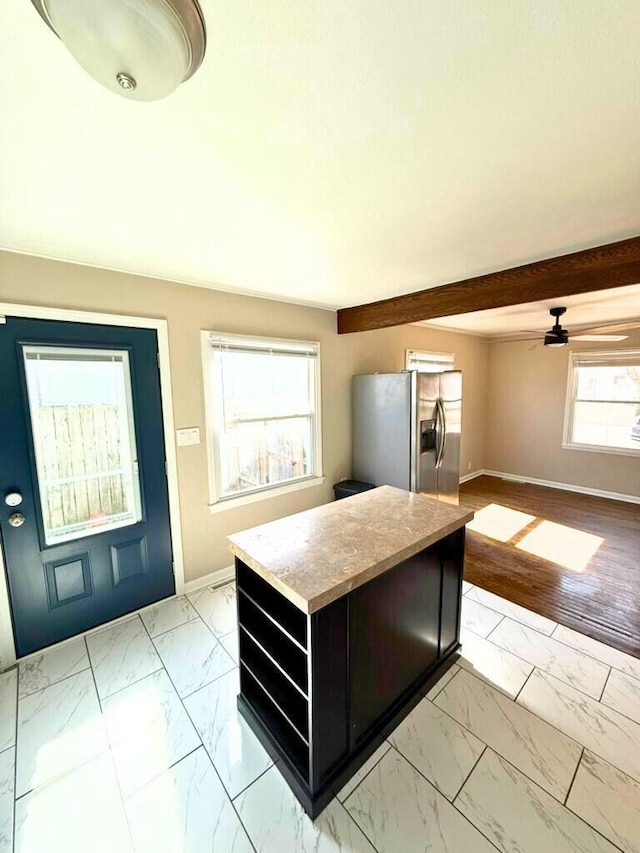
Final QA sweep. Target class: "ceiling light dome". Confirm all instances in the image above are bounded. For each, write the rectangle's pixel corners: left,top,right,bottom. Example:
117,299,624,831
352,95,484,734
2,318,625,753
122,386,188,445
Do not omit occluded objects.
31,0,206,101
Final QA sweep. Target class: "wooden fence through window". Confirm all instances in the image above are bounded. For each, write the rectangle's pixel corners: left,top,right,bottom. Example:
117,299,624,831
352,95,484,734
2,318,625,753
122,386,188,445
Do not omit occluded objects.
36,404,129,532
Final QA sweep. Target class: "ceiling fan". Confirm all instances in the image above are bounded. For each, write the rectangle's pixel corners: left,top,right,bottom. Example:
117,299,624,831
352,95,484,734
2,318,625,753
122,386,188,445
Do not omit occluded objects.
496,307,640,347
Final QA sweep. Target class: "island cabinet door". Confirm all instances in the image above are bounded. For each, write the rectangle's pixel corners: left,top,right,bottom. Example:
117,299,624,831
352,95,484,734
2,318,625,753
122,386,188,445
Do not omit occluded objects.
348,548,442,746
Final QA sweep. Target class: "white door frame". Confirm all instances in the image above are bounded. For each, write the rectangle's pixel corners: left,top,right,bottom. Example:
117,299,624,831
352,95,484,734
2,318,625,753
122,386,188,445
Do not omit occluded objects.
0,302,185,669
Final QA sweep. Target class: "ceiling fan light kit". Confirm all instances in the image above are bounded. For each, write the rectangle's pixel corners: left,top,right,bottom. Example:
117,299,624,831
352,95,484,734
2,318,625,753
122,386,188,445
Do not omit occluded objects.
30,0,206,101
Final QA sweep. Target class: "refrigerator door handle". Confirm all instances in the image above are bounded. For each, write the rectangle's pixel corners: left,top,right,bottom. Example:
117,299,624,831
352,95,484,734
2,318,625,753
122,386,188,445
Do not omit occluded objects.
435,397,447,469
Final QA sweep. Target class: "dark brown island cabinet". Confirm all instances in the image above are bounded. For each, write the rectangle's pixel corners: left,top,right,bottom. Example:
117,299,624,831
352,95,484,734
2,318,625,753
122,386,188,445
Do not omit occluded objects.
227,485,474,818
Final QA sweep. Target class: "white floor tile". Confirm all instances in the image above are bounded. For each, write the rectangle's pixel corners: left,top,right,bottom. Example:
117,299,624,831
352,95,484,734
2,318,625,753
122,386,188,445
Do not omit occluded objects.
0,669,16,753
220,630,239,665
18,637,89,699
460,597,504,638
236,764,376,852
456,748,618,853
140,596,199,638
188,583,238,638
16,668,107,797
14,754,133,853
337,742,390,802
425,663,459,700
434,668,582,800
600,668,640,723
389,698,485,799
462,581,474,595
567,750,640,853
344,748,497,853
552,624,640,681
86,617,162,700
153,620,235,698
102,669,201,797
458,627,533,698
518,669,640,785
488,618,609,699
466,587,557,635
184,668,271,799
125,747,253,853
0,748,14,852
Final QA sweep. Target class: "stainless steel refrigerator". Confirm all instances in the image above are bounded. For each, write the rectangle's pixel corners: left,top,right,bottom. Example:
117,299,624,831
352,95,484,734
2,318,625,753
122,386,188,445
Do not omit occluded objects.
352,371,462,505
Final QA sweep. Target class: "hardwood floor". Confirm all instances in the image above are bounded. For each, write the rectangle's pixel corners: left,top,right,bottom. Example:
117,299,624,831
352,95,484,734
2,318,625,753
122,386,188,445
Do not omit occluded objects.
459,476,640,658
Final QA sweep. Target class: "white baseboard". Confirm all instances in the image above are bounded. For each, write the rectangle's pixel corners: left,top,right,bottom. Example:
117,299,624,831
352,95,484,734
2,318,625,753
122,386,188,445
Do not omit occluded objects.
459,470,484,484
482,469,640,506
184,565,235,595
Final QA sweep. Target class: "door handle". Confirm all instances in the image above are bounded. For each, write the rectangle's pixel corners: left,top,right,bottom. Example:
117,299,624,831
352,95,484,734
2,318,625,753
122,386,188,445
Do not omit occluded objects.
8,513,26,528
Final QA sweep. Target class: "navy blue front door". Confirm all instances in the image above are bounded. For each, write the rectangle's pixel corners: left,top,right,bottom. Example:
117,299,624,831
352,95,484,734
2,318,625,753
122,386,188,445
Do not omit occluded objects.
0,317,175,656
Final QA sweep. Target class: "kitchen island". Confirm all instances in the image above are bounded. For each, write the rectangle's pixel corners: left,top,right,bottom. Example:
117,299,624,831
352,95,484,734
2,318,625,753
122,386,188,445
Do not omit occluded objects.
227,485,474,817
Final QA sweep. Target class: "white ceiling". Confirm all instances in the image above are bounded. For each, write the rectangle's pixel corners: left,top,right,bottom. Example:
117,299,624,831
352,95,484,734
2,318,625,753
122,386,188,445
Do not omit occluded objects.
1,1,639,314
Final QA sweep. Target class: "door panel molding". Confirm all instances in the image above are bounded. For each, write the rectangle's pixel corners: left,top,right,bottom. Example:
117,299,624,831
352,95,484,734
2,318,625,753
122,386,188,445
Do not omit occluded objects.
0,302,184,669
110,536,149,585
44,553,93,609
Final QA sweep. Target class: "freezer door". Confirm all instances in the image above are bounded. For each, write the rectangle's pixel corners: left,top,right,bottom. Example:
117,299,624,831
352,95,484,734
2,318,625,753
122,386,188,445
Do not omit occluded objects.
437,370,462,505
415,372,440,500
352,373,412,489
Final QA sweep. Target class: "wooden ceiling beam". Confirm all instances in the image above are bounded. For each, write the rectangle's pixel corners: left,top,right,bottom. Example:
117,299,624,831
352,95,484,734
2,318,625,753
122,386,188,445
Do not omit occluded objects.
336,235,640,334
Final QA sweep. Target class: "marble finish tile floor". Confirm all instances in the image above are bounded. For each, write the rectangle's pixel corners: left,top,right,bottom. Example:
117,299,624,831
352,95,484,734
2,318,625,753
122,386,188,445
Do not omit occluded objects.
1,581,639,852
487,617,610,699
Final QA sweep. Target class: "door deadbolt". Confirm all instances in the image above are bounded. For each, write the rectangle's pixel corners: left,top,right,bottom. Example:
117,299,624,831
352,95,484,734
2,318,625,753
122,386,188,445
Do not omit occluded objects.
4,492,23,507
8,513,25,528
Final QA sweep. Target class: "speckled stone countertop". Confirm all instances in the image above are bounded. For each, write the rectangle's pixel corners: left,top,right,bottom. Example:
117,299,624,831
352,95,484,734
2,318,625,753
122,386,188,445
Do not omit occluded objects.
227,485,474,614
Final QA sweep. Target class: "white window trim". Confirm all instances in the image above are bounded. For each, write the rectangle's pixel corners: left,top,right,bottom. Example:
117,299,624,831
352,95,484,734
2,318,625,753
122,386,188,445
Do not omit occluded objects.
405,349,455,372
201,331,324,512
562,348,640,457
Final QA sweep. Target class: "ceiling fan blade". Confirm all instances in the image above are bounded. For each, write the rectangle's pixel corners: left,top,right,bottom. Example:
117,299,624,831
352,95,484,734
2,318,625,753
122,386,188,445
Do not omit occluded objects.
570,334,629,342
487,334,541,344
569,319,640,335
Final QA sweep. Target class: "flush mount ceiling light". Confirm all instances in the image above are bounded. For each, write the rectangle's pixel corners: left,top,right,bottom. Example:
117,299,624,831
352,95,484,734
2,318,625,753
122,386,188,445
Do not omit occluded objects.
31,0,206,101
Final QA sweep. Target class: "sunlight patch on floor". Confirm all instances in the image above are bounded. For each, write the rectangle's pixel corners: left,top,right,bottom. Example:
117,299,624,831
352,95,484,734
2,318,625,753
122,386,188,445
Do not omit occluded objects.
516,520,604,573
466,503,536,543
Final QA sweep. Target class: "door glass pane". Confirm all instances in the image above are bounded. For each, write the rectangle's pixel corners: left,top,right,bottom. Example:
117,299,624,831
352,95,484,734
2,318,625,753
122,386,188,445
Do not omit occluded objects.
22,346,142,545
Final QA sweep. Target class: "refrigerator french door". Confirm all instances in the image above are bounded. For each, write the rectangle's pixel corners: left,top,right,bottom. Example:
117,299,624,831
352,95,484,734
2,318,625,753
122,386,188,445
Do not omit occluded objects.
352,371,462,505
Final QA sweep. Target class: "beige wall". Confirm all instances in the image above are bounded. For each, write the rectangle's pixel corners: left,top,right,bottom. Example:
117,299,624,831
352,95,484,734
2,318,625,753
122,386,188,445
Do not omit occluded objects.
485,332,640,497
0,250,488,582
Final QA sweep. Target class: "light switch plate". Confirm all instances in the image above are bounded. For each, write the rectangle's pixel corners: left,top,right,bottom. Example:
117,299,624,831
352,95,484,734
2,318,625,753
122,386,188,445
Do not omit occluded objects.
176,427,200,447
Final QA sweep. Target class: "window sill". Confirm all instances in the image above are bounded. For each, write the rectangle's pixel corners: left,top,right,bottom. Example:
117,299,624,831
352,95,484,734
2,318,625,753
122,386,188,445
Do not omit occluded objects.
208,476,325,514
562,442,640,458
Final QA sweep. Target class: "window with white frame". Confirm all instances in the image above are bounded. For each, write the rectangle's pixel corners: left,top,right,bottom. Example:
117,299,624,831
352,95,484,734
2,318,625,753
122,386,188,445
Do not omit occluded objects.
202,332,322,505
405,349,455,372
563,350,640,455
